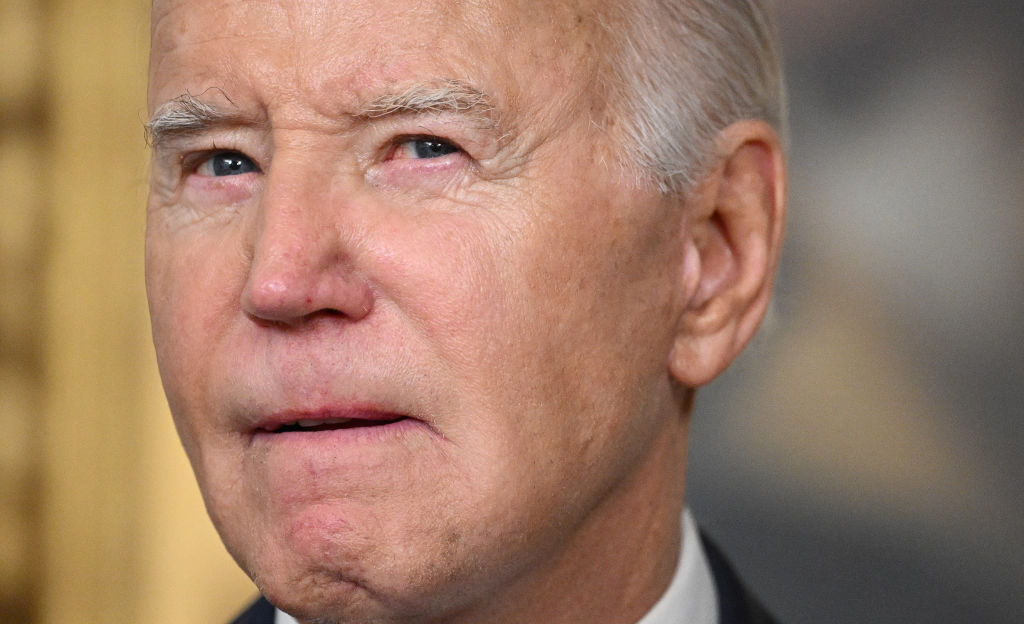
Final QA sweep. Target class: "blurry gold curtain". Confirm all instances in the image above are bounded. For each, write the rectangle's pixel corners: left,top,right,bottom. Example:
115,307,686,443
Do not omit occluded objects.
1,0,255,621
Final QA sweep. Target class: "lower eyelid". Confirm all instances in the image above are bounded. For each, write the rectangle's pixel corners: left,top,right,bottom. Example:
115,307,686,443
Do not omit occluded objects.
184,170,263,204
389,153,464,171
366,155,469,190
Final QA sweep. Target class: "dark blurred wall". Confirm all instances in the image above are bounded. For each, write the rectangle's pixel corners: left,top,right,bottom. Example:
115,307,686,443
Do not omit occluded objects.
689,2,1024,623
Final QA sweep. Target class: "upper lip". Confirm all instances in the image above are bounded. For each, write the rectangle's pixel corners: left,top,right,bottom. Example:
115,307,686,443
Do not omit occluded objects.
253,406,411,433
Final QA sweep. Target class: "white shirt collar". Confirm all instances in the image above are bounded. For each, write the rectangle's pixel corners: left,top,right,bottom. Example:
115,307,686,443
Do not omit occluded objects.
636,509,718,624
274,606,298,624
275,509,716,624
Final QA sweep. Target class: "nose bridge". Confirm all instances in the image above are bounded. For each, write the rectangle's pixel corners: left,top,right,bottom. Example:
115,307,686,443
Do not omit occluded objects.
256,154,335,272
242,150,374,324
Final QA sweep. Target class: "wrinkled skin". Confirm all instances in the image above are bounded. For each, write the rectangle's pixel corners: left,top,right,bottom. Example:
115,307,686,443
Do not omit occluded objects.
144,0,768,622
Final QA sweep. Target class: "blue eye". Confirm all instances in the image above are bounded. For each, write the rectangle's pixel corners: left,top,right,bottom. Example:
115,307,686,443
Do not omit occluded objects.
198,151,259,176
390,137,461,160
411,139,458,159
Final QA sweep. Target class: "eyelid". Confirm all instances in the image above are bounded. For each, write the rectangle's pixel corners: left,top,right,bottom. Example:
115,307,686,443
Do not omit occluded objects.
150,125,263,168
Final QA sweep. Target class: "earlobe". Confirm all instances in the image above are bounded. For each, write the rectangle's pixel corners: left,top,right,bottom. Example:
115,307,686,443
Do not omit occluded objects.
668,120,786,388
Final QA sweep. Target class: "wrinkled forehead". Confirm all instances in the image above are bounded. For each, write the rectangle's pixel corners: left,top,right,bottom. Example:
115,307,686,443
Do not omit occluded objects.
148,0,613,115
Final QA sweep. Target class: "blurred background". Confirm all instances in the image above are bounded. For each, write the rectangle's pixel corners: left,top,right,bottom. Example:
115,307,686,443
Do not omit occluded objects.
0,0,1020,622
691,1,1024,623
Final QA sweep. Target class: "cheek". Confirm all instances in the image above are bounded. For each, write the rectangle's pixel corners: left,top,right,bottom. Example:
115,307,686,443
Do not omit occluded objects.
480,192,680,441
146,227,246,426
372,208,520,357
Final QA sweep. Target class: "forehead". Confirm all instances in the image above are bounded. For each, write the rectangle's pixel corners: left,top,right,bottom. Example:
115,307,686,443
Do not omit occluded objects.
148,0,608,117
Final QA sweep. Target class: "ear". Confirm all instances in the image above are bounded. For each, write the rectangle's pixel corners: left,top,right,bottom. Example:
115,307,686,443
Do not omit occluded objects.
668,120,786,388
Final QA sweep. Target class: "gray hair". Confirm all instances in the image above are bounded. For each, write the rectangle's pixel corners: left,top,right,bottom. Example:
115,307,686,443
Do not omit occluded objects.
602,0,786,194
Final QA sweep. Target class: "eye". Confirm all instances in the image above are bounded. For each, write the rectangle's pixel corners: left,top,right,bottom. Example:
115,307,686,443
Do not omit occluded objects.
387,137,461,160
196,151,260,177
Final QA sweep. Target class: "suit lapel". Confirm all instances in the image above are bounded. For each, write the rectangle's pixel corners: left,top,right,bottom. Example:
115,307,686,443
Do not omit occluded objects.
229,596,275,624
700,533,781,624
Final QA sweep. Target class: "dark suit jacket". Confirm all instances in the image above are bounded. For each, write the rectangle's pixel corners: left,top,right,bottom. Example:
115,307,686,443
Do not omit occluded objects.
230,535,779,624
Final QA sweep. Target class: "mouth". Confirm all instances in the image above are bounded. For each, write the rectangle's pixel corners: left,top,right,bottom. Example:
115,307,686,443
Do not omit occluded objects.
248,406,441,452
261,415,409,434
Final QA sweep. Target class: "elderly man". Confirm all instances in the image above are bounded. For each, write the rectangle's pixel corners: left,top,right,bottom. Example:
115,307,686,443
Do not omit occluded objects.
145,0,786,622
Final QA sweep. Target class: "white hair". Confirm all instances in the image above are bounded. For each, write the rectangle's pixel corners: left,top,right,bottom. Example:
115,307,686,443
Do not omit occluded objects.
602,0,787,194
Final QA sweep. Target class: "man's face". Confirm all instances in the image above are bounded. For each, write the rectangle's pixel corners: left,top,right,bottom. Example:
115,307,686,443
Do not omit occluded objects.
147,0,689,620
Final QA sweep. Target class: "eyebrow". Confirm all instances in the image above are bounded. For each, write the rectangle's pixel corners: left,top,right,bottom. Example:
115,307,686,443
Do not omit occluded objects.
145,93,256,149
146,81,498,150
356,80,496,126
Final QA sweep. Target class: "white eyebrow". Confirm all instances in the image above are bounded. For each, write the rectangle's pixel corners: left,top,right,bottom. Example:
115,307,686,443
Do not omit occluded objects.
145,93,255,149
357,80,496,127
146,81,499,148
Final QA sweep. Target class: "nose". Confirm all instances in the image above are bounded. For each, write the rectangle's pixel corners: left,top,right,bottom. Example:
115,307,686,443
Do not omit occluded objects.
241,163,375,326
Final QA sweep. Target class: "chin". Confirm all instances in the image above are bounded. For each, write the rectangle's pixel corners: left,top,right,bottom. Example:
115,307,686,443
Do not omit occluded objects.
222,506,471,624
238,532,391,623
259,573,384,624
254,556,475,624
